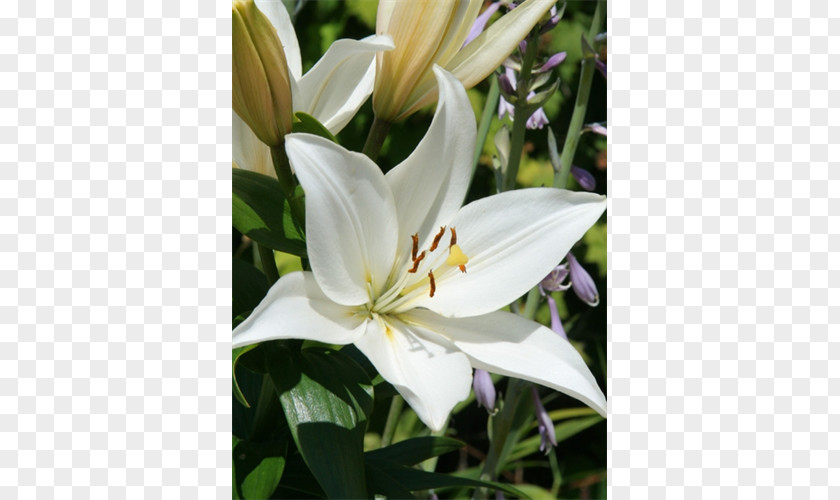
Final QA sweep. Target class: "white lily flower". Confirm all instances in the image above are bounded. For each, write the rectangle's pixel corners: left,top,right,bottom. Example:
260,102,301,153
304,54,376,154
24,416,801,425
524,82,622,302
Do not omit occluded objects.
233,0,394,176
373,0,555,122
233,67,607,431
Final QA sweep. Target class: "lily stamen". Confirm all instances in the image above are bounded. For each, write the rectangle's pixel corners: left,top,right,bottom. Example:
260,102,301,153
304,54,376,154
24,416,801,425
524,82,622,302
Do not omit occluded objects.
408,250,426,273
430,226,446,252
449,227,457,247
411,233,419,260
428,270,436,297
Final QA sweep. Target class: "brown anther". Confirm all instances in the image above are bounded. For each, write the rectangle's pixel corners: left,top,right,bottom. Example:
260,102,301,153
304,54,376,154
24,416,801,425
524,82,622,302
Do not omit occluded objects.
449,227,457,247
408,250,426,273
429,226,446,252
428,270,436,297
410,233,419,261
459,264,467,273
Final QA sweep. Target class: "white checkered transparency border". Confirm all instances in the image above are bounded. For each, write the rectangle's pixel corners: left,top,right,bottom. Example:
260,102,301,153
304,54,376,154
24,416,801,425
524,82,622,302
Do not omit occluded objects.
1,0,231,498
610,0,837,498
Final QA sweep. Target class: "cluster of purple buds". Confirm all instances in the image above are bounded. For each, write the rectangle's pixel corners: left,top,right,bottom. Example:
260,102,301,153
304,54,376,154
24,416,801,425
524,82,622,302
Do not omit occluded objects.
539,251,600,338
465,2,566,130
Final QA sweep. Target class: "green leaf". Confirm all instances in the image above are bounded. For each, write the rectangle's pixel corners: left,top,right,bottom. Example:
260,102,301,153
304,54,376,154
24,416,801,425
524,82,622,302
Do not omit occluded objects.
365,460,529,499
232,258,270,321
268,345,373,499
233,345,259,408
233,436,241,500
508,415,604,461
510,483,557,500
365,436,465,467
232,169,306,257
234,439,288,500
292,112,337,143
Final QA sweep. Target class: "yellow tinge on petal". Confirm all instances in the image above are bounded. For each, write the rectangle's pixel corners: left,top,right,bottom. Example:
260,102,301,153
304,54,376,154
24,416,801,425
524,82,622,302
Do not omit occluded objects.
232,0,293,147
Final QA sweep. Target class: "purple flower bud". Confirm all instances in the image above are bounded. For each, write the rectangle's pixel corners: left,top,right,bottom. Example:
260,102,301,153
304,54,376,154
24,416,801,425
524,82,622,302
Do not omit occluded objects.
463,1,502,47
497,96,514,120
544,294,567,339
473,369,496,412
595,59,607,79
538,5,561,34
531,386,557,453
526,106,549,129
498,69,516,95
584,122,607,136
518,39,527,55
571,165,596,191
567,252,599,306
539,264,570,292
534,51,566,74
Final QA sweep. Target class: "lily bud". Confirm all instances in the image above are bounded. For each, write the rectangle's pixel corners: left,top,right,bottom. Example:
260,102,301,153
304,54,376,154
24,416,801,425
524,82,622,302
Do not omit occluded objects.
232,0,293,147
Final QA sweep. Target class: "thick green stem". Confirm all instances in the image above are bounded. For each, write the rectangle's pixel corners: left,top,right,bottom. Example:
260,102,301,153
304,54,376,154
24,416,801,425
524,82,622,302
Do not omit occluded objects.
270,145,305,228
472,77,500,183
257,244,279,284
362,116,392,161
502,34,540,192
522,286,542,320
380,395,404,448
553,0,604,189
475,378,529,493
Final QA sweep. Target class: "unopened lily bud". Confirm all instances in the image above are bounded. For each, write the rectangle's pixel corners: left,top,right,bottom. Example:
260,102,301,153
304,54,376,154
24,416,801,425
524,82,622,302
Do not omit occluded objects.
567,252,599,306
473,369,496,412
232,0,293,147
531,386,557,453
571,166,596,191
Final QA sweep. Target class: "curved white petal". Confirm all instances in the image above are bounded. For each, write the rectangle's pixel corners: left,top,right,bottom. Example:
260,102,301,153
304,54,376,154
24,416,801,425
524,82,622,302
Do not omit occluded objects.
403,309,606,416
353,315,472,431
255,0,302,79
413,188,606,317
385,66,475,268
232,271,367,349
233,112,275,178
295,35,395,135
447,0,554,90
286,134,399,305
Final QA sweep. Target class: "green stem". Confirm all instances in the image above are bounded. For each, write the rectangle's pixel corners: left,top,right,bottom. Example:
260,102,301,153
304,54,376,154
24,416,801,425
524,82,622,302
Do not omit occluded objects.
471,76,500,183
553,0,604,189
475,378,529,492
502,33,540,192
250,373,281,442
257,244,279,284
522,286,542,320
362,116,392,161
380,395,404,448
270,145,305,228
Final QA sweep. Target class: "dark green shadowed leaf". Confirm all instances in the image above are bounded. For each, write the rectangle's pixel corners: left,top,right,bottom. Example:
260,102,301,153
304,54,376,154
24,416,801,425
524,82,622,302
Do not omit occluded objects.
365,460,530,499
232,169,307,257
234,439,288,500
292,112,338,143
233,345,259,408
232,257,271,321
365,436,465,467
268,345,373,499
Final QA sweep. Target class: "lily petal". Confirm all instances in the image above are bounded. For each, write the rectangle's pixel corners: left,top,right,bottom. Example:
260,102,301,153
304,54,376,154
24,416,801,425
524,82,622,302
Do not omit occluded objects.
286,134,399,306
233,112,275,178
232,271,367,349
404,309,606,416
353,315,473,432
413,188,606,317
295,35,395,134
448,0,555,92
255,0,301,79
386,66,474,265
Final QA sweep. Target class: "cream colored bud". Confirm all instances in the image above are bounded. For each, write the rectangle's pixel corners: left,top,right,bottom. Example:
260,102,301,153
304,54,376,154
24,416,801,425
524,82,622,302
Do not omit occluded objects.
232,0,293,147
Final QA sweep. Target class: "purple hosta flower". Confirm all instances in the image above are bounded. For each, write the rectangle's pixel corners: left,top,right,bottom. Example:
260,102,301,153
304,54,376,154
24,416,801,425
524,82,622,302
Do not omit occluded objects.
532,386,557,453
539,265,570,339
595,59,607,79
473,369,496,412
497,68,550,130
570,166,596,191
463,1,503,47
567,252,599,306
584,122,607,136
538,4,561,34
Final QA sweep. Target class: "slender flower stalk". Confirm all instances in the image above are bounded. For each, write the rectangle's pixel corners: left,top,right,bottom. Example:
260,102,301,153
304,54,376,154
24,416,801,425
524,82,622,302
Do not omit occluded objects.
233,67,607,431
